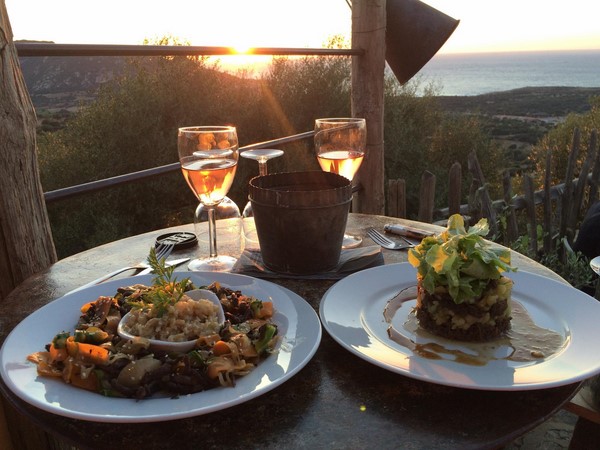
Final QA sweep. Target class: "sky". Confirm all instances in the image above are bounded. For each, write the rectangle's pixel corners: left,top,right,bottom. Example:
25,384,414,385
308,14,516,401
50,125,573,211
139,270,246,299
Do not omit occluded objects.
4,0,600,55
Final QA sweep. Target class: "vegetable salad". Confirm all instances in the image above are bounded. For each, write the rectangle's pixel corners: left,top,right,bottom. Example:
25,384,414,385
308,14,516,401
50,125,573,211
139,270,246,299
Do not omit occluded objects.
27,251,278,399
408,214,516,304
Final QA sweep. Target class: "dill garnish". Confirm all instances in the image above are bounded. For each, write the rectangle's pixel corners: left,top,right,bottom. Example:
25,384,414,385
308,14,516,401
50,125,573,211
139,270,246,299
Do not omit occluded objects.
127,247,193,317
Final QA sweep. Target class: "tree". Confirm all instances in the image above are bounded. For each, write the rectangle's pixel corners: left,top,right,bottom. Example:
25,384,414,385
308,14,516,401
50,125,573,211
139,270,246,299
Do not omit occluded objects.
37,51,276,257
383,77,504,216
529,96,600,188
0,1,56,299
36,38,505,257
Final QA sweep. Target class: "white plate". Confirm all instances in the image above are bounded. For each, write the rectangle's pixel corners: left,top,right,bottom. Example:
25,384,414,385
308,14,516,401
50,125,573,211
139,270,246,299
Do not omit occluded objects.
0,272,321,422
320,263,600,391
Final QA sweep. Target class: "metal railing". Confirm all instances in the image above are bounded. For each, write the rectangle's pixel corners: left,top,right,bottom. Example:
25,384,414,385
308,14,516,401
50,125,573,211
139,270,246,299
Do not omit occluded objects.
43,131,316,203
15,42,362,58
16,42,360,203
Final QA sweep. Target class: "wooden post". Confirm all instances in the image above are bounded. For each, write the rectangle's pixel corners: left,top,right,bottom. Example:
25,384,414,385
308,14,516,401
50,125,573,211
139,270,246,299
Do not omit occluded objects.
523,174,538,256
569,130,597,235
351,0,386,214
588,129,600,202
0,1,57,300
502,170,519,244
559,128,580,239
418,171,436,223
468,179,481,224
543,148,554,253
467,151,497,235
448,162,462,216
387,179,406,218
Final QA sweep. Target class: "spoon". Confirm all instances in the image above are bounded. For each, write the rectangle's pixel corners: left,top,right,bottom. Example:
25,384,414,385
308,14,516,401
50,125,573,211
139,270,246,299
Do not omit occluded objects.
117,288,225,352
590,256,600,276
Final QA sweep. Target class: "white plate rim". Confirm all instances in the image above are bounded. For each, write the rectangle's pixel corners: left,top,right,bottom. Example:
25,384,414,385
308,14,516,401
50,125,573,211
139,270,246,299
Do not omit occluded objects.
0,272,321,422
319,263,600,391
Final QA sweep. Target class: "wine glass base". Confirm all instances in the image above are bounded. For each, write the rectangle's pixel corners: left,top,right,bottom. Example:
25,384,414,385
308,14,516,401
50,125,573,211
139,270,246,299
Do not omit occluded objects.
341,234,362,249
187,256,238,272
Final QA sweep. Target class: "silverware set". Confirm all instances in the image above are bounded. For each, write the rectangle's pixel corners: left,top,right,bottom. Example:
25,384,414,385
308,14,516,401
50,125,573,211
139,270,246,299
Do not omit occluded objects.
69,224,427,294
66,243,190,294
367,228,415,250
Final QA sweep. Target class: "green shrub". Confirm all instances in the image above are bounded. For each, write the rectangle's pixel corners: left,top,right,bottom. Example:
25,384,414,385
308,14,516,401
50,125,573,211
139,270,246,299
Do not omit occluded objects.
37,44,507,257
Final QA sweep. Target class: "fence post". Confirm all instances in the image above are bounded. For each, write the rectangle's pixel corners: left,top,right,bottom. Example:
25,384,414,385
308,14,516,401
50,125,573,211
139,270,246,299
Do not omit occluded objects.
387,179,406,218
448,162,462,216
587,129,600,202
502,170,519,243
417,171,436,223
543,148,554,253
559,128,581,241
523,174,538,255
467,151,497,235
569,130,598,235
468,179,481,224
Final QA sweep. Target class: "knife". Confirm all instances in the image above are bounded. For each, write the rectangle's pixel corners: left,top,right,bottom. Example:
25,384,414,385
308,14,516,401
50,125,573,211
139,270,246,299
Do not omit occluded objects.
66,258,190,295
383,224,434,240
137,257,190,275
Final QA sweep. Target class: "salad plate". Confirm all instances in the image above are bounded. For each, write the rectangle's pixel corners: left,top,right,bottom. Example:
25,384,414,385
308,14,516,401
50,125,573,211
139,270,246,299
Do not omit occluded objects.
0,272,321,422
320,263,600,391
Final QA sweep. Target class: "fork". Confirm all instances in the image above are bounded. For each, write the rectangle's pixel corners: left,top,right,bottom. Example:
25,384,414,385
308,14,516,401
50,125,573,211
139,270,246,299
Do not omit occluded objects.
69,243,174,293
367,228,414,250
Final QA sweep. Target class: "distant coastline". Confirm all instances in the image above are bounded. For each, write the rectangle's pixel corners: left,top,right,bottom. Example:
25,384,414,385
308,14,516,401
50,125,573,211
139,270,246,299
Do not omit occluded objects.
419,49,600,96
436,86,600,118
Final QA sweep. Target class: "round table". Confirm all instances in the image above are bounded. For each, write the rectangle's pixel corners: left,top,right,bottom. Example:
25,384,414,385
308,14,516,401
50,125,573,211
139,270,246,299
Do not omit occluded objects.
0,214,580,450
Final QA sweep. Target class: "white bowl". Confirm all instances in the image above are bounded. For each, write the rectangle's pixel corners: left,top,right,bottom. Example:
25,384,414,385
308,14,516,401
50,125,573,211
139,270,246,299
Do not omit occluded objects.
117,289,225,352
591,255,600,276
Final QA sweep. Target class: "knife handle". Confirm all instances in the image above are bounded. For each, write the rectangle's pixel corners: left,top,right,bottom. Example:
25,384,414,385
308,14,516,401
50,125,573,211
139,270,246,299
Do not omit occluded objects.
383,224,433,240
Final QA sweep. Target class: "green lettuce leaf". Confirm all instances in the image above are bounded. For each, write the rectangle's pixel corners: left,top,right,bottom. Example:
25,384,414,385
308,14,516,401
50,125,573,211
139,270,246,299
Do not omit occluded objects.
408,214,516,304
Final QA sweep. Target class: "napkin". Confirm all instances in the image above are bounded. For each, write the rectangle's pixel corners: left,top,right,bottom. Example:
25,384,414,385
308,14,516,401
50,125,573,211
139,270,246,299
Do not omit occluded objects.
231,245,384,280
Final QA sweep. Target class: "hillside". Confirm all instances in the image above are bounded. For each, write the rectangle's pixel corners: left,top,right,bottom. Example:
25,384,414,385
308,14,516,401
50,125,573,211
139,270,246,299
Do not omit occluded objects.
18,51,600,140
437,86,600,118
19,54,126,112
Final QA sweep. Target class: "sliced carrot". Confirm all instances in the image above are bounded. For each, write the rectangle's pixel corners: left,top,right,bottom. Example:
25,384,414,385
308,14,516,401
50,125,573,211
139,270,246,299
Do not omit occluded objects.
212,340,232,356
80,301,94,313
255,301,274,319
65,336,110,365
69,371,100,392
49,343,68,362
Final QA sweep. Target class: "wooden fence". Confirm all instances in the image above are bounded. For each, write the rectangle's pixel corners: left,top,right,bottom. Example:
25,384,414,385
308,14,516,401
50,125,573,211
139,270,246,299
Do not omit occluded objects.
387,128,600,255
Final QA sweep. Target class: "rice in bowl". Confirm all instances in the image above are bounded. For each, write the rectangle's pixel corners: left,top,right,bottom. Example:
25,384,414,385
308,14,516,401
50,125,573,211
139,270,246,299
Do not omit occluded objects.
121,296,221,342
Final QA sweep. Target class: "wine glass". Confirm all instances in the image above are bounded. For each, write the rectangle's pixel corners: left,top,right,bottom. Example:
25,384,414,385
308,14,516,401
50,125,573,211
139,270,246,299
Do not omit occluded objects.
194,197,242,255
314,118,366,249
240,149,284,248
178,126,239,271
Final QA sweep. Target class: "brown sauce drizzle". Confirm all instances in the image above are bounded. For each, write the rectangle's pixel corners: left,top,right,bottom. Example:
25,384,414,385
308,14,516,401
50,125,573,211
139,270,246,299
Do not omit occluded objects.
383,286,567,366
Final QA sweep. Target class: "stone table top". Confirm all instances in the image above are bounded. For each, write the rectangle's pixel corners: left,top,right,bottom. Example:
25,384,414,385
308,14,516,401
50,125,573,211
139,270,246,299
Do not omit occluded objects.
0,214,579,449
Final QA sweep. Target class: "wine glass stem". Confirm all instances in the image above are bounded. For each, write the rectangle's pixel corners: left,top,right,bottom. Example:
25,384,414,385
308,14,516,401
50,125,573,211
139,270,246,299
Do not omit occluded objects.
207,205,218,258
258,160,268,177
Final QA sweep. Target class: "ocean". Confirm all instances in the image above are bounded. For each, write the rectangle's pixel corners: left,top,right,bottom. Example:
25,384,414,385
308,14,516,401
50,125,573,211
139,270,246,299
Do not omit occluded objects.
416,49,600,96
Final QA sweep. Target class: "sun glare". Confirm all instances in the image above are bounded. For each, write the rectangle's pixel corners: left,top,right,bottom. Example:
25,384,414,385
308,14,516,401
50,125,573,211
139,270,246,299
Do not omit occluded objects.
209,54,274,76
232,45,253,54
